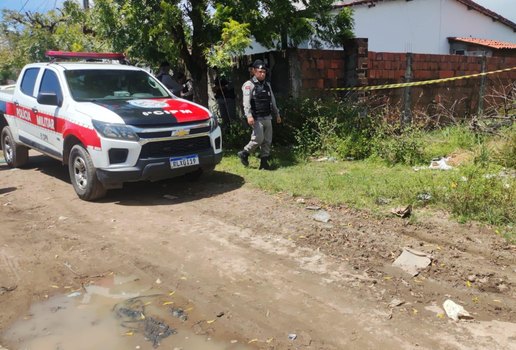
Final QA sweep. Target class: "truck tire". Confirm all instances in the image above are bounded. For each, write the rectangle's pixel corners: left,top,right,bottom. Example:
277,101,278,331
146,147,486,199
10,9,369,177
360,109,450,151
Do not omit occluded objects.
68,144,107,201
1,126,28,168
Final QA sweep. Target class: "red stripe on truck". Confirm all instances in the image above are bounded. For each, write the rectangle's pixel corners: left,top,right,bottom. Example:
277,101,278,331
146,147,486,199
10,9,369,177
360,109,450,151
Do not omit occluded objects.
9,102,101,148
157,98,210,123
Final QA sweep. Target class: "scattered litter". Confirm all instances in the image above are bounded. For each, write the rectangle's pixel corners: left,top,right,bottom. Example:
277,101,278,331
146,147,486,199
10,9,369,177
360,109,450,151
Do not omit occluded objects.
375,197,391,205
66,291,82,298
216,311,225,317
345,157,355,161
392,248,432,276
443,299,472,321
416,193,432,202
58,216,68,221
163,195,178,200
230,340,238,344
391,205,412,218
143,316,176,348
155,278,162,284
114,296,177,348
296,198,306,204
314,156,337,162
388,299,405,308
50,306,65,313
312,210,331,223
0,285,17,295
305,205,321,210
429,157,453,170
413,157,454,171
170,307,188,321
288,333,297,341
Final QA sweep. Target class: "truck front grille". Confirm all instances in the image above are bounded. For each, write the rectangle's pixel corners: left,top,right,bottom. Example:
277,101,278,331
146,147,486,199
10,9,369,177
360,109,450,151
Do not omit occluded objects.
136,126,210,139
139,136,211,158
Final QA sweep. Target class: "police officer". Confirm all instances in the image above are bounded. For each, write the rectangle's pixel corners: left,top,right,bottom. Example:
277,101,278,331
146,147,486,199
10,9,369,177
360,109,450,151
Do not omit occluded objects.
237,59,281,170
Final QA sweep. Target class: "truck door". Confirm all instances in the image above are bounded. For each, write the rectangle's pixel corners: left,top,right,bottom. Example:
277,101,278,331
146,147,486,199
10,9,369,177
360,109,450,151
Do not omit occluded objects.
12,67,41,148
34,68,64,157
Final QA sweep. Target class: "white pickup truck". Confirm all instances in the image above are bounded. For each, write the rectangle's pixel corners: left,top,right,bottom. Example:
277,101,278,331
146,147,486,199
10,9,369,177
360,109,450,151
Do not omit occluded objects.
0,52,222,200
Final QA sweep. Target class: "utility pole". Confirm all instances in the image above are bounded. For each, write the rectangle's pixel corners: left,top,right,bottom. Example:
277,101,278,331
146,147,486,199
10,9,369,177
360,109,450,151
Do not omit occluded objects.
83,0,89,9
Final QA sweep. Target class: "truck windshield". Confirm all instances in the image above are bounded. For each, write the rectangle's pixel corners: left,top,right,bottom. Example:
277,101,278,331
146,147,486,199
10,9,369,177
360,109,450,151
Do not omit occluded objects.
64,69,172,101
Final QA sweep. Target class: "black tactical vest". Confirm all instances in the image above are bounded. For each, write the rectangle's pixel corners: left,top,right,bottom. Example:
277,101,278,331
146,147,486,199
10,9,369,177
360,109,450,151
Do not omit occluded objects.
250,80,272,118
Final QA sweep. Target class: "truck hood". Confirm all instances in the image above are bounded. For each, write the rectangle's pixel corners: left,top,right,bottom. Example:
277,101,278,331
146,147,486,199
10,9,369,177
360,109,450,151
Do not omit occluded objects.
76,98,211,127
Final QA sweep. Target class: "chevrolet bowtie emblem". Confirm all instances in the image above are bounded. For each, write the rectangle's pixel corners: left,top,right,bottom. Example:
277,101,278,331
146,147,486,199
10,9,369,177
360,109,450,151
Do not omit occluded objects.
171,129,190,137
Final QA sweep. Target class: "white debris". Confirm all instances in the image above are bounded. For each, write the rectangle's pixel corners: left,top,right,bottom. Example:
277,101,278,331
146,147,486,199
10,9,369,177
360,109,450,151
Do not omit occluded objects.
312,210,331,223
429,158,453,170
392,248,432,276
443,299,472,321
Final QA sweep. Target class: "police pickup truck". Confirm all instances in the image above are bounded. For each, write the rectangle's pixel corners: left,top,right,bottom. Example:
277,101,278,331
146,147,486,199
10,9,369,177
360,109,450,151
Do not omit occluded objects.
0,51,222,200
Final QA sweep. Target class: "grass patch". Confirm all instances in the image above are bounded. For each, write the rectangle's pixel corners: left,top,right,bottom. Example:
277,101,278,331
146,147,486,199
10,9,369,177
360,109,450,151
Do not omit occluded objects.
219,147,515,240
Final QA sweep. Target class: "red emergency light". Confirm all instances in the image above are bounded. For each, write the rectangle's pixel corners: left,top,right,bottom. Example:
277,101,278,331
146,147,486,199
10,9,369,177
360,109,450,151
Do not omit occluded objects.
45,51,126,61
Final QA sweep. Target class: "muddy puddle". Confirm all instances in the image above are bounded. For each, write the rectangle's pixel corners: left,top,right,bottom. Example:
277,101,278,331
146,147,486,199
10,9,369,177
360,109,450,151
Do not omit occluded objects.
2,275,251,350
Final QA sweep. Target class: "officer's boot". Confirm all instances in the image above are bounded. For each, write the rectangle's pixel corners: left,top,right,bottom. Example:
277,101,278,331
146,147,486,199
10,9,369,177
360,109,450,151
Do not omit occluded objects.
237,150,249,167
259,156,271,170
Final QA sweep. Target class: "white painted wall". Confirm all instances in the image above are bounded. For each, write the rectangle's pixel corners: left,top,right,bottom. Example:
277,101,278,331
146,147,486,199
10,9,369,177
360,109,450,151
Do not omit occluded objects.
336,0,516,54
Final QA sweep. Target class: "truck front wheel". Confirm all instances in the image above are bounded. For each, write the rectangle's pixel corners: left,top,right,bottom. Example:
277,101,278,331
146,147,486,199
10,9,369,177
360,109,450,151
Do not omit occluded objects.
1,126,28,168
68,144,106,201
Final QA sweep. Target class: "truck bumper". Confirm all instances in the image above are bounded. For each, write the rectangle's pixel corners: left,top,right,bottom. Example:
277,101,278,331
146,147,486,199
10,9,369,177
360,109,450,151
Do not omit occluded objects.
96,150,222,188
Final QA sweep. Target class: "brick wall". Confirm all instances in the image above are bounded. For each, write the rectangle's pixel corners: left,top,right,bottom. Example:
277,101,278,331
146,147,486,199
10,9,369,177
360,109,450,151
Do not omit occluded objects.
232,42,515,118
367,52,516,117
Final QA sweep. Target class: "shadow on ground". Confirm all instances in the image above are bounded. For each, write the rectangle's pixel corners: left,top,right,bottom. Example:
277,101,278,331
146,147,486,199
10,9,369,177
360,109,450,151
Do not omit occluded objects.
7,154,244,206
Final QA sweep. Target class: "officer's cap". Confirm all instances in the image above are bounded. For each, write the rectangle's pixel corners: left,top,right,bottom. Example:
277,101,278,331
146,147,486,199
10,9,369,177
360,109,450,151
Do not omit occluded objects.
252,59,267,70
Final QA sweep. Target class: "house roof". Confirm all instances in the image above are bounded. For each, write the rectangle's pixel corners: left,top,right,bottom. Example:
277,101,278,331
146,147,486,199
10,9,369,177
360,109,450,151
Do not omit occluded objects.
448,37,516,50
334,0,516,32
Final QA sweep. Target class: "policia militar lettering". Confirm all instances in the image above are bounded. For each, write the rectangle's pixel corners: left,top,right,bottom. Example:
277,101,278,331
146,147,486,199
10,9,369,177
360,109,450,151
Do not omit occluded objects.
237,60,282,170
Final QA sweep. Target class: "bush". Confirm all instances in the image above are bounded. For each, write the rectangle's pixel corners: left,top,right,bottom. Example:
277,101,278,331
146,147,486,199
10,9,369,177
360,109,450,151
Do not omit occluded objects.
280,97,376,159
442,165,515,225
422,125,481,160
371,123,426,165
491,124,516,169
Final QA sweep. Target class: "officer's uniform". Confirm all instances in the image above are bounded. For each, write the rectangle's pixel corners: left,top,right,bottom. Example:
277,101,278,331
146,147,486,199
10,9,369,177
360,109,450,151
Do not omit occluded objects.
241,75,279,162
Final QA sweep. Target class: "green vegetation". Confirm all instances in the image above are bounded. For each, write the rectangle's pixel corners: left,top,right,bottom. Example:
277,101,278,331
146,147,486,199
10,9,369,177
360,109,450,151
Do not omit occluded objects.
1,0,354,104
220,98,515,241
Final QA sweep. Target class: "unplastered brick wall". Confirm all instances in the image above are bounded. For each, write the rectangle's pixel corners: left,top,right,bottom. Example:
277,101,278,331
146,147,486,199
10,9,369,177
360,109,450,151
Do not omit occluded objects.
367,52,516,116
233,43,514,118
295,49,347,90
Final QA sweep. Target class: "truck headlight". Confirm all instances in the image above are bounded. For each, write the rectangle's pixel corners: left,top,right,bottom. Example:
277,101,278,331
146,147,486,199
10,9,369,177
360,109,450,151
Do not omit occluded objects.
209,114,219,132
92,120,139,141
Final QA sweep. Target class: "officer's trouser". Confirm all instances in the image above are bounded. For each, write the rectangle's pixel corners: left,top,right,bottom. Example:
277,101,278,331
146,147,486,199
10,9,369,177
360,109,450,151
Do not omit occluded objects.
244,118,272,157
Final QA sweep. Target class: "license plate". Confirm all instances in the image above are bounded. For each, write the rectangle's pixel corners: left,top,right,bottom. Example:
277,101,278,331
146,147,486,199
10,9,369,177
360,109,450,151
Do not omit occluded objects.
170,155,199,169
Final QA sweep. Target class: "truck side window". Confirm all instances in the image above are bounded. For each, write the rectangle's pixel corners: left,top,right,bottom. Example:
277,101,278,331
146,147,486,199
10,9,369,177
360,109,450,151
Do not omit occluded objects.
39,69,63,104
20,68,40,97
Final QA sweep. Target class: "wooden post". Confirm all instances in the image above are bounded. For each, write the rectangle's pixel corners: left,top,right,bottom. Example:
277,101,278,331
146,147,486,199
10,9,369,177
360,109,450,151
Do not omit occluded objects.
402,52,413,125
477,54,487,116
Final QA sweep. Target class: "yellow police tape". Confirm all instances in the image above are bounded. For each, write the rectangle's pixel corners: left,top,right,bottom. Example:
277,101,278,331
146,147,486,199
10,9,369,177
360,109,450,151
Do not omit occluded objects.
328,66,516,91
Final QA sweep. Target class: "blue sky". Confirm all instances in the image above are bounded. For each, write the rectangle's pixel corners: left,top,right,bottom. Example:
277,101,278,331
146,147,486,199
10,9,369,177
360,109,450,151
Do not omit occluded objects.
1,0,515,23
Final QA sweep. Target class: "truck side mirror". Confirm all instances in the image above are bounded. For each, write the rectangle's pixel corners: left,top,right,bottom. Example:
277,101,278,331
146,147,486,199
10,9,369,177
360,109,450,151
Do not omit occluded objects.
37,92,61,107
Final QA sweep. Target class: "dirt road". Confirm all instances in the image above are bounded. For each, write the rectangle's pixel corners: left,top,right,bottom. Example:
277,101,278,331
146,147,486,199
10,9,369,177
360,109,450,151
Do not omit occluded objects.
1,153,515,349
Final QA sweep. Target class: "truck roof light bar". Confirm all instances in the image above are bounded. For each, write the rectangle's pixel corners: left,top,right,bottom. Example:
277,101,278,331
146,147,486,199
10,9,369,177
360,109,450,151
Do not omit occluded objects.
45,51,128,63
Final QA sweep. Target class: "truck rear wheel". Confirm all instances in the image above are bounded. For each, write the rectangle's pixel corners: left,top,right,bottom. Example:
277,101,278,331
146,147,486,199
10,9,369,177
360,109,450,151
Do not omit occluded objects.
68,144,106,201
1,126,28,168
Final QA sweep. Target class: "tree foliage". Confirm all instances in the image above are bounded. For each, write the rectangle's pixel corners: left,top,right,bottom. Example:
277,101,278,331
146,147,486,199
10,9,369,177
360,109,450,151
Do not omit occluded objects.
1,0,354,104
92,0,353,104
0,1,106,82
